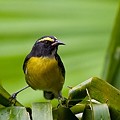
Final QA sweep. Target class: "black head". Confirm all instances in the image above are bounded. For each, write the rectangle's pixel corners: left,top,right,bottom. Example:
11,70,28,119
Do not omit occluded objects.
30,36,65,57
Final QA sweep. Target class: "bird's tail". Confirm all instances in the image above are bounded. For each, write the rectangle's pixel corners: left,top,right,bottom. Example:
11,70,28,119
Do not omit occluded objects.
43,91,54,100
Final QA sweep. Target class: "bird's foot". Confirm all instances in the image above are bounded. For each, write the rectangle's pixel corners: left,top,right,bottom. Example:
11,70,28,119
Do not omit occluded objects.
9,92,19,106
57,97,68,107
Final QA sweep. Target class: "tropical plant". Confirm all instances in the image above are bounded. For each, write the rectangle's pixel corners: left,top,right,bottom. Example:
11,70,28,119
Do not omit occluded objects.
0,1,120,120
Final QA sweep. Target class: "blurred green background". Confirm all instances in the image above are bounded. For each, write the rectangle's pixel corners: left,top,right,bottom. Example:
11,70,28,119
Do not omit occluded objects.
0,0,118,106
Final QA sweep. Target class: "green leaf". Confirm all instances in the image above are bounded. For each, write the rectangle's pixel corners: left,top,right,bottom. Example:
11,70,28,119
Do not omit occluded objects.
102,4,120,89
70,104,86,114
32,102,53,120
92,104,110,120
109,106,120,120
0,106,30,120
82,106,92,120
82,104,110,120
0,85,22,107
68,77,120,113
53,106,79,120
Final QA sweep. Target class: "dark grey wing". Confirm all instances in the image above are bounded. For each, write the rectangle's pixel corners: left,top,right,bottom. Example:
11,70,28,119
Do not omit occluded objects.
23,53,32,73
23,43,38,73
55,54,65,78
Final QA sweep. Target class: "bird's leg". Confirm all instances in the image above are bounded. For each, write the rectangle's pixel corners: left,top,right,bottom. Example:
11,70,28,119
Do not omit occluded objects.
57,92,67,107
11,85,30,99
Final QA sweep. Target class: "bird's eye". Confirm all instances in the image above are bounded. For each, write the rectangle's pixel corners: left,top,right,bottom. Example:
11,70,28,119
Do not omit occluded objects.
44,40,49,44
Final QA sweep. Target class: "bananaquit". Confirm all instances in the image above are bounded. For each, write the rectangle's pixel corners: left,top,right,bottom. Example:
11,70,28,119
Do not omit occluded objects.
11,36,65,100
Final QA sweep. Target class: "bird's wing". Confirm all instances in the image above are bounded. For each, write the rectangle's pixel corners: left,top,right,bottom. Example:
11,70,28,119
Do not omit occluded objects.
23,54,31,74
55,54,65,78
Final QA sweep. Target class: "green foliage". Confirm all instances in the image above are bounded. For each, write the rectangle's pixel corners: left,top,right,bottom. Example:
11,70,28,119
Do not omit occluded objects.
0,85,22,107
68,77,120,119
0,0,120,119
102,5,120,89
32,102,53,120
82,104,111,120
0,107,30,120
0,77,120,120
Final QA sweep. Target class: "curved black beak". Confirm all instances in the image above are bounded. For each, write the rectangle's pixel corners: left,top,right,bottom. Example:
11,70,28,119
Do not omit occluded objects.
52,40,65,46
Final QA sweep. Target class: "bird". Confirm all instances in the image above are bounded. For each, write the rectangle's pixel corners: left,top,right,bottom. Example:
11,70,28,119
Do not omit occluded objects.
11,36,65,100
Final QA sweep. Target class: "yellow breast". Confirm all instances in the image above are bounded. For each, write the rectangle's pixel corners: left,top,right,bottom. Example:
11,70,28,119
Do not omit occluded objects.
25,57,64,94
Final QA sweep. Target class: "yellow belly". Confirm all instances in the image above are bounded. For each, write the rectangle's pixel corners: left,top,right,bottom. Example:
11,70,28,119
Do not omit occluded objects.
25,57,64,95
